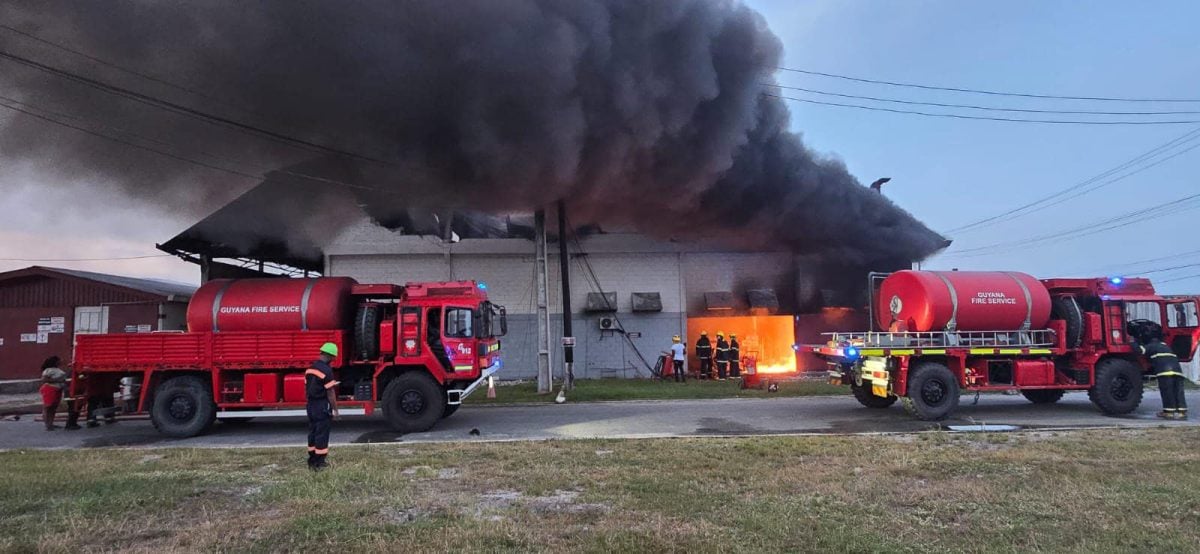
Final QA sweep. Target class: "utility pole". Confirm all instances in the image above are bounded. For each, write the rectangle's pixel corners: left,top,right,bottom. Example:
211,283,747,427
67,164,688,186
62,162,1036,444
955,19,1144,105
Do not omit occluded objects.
534,209,552,394
557,200,575,392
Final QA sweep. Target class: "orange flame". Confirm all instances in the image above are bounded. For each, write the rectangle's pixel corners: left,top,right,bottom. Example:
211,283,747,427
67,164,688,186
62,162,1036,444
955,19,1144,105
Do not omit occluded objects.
686,315,797,375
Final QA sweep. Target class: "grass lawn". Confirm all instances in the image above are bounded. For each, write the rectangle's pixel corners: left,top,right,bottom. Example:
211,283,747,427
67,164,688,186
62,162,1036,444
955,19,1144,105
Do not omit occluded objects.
467,377,847,404
4,428,1200,552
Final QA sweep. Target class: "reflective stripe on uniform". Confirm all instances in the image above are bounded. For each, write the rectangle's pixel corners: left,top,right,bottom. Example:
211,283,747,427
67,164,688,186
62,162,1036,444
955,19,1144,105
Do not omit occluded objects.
1152,352,1178,359
307,446,316,452
305,368,327,379
314,448,329,455
1156,372,1186,378
324,380,341,389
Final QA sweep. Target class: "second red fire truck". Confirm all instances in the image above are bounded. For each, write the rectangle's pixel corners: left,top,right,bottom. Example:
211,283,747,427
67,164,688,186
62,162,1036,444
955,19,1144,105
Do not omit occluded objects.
814,270,1200,420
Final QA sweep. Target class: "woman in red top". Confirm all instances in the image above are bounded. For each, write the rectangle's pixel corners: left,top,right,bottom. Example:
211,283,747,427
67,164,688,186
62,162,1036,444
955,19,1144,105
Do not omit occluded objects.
39,356,69,431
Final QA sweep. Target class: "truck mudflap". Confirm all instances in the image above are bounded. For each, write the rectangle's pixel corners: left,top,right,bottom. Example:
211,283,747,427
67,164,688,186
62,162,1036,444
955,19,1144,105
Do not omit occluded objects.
446,360,502,405
859,357,892,398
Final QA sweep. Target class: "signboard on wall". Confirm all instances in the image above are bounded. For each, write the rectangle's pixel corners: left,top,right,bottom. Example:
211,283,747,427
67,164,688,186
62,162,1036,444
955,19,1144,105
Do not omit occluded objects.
20,334,36,343
36,331,49,344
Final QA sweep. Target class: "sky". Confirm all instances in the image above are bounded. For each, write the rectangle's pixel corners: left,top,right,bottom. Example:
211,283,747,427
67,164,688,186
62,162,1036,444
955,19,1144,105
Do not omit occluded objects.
1,1,1198,292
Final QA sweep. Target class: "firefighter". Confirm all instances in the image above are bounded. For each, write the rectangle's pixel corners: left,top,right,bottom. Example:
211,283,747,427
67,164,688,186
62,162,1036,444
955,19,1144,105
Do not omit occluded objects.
1133,328,1188,419
695,331,714,379
306,342,341,470
715,331,730,381
670,335,686,382
729,333,741,379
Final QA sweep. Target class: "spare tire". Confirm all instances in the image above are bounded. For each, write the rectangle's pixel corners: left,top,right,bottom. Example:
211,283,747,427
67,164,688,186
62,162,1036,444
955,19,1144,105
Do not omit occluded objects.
355,304,380,360
1052,296,1083,348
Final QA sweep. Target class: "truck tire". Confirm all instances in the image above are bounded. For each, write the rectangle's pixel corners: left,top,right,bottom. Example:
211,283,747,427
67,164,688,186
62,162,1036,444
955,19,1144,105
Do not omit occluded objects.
150,376,216,438
382,372,444,433
851,383,897,409
1021,389,1065,404
1089,358,1143,415
1051,296,1083,348
355,304,380,360
901,362,960,420
442,403,461,419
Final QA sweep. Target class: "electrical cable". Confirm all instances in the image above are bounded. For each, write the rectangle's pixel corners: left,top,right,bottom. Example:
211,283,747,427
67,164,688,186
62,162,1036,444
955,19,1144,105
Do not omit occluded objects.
946,127,1200,234
0,254,172,262
775,66,1200,103
0,49,429,173
767,93,1200,125
0,93,407,196
945,191,1200,257
763,83,1200,115
564,215,657,377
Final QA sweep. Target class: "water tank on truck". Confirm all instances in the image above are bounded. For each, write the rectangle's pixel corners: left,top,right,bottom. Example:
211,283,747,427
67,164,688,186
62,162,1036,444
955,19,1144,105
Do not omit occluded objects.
187,277,358,332
878,270,1051,332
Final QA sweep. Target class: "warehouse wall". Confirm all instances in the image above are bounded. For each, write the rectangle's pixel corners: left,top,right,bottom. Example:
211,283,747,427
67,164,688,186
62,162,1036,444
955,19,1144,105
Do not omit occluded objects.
324,219,805,381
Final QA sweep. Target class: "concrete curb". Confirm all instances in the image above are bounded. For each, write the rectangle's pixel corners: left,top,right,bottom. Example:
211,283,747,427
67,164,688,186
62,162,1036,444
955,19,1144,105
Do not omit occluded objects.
0,403,43,417
0,380,40,395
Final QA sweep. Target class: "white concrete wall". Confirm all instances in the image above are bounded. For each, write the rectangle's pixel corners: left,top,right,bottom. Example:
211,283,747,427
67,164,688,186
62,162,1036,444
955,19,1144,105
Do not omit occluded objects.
325,218,802,380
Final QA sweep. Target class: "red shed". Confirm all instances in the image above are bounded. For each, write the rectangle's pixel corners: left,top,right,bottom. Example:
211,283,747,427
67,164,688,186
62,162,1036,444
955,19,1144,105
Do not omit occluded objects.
0,266,195,379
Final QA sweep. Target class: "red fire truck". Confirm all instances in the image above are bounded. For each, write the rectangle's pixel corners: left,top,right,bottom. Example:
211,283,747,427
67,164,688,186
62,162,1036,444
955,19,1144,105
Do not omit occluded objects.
814,271,1200,420
70,277,506,437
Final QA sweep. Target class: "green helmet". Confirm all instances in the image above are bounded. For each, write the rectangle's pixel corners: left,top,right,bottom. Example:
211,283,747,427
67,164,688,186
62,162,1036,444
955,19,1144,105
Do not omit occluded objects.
319,342,339,357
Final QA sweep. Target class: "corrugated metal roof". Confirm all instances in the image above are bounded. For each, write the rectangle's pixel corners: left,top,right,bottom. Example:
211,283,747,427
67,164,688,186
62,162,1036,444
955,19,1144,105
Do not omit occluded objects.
39,267,196,299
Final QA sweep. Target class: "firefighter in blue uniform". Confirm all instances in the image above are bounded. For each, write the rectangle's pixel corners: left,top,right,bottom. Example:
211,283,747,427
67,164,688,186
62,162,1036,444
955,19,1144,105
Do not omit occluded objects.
1132,324,1188,420
695,331,714,379
306,342,341,470
729,333,741,378
715,331,730,380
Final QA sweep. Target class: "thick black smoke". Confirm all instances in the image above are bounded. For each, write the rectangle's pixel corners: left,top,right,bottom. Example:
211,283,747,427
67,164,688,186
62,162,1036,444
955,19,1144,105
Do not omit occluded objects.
0,0,946,262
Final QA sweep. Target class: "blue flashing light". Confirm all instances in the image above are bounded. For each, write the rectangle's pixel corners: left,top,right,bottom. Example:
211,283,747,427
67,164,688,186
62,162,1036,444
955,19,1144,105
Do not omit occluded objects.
845,346,860,359
1109,277,1123,285
792,344,800,351
477,281,488,290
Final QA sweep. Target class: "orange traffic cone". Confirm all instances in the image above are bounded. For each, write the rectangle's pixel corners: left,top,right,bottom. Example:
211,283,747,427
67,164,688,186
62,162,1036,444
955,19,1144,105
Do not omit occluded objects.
486,376,496,399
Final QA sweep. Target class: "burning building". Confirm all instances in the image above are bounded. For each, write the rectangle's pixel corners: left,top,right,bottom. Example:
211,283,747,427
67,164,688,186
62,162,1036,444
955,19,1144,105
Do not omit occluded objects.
157,177,936,380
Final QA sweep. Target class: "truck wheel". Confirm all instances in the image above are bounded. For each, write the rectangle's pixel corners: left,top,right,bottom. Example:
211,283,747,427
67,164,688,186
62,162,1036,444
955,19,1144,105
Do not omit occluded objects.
150,376,216,438
901,362,960,420
851,383,897,409
382,372,445,433
1052,296,1083,348
1021,389,1065,404
1089,358,1143,415
442,403,461,419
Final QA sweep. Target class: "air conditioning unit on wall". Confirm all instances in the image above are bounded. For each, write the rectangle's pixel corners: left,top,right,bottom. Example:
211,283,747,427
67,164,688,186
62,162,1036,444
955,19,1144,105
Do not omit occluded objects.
598,316,620,331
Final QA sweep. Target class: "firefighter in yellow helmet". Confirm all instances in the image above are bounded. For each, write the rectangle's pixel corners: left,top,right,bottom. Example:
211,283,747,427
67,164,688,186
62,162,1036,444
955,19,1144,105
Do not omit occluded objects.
695,331,713,379
715,331,731,380
670,335,687,382
306,342,341,470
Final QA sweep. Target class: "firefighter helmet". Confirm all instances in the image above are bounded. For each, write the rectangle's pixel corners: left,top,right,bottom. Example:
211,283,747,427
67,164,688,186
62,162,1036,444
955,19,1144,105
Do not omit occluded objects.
672,335,681,343
717,331,724,337
319,342,339,357
700,330,707,336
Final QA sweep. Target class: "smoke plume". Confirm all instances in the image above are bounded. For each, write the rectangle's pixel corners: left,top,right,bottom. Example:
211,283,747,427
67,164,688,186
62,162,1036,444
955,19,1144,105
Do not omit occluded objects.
0,1,946,262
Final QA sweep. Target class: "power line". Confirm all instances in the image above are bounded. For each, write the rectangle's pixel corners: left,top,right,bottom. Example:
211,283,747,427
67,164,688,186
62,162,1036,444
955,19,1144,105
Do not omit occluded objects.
775,66,1200,103
766,93,1200,125
764,83,1200,116
0,254,172,262
0,94,401,196
946,127,1200,234
1157,273,1200,285
945,191,1200,257
0,49,423,172
0,24,254,117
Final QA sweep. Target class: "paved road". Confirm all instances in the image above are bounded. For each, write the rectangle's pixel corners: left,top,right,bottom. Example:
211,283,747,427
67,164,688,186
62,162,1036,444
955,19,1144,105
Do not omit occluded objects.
2,391,1197,450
